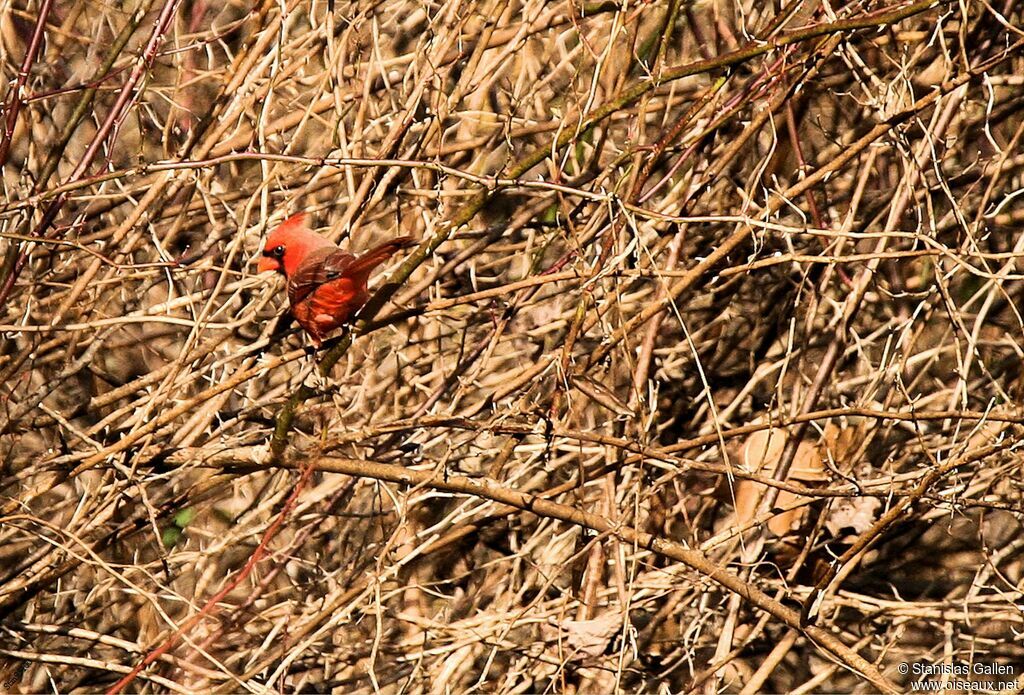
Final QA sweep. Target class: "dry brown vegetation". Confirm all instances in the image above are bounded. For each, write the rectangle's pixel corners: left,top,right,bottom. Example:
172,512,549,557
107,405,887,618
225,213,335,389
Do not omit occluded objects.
2,0,1024,692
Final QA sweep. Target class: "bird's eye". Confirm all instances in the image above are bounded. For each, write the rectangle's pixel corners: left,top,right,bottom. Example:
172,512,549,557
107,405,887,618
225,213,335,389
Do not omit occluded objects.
271,245,285,258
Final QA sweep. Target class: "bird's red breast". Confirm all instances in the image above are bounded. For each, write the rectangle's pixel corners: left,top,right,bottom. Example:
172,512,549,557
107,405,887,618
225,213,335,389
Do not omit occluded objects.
287,246,364,342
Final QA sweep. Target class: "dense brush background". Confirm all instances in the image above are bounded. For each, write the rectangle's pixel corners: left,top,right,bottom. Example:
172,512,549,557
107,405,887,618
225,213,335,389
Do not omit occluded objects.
2,0,1024,692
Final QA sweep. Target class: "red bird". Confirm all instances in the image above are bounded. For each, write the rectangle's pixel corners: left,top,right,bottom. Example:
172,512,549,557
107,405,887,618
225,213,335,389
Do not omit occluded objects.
258,213,415,345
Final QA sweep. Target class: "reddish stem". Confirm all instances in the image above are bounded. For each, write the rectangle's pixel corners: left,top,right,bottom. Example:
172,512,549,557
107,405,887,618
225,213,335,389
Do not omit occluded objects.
0,0,54,167
106,463,315,695
0,0,183,308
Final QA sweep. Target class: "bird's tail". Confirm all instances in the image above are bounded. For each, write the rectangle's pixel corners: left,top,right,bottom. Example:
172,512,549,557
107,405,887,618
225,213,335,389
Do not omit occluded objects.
348,236,416,277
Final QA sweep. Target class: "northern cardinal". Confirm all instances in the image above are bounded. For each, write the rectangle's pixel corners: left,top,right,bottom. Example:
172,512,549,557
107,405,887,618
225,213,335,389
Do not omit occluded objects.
258,213,415,345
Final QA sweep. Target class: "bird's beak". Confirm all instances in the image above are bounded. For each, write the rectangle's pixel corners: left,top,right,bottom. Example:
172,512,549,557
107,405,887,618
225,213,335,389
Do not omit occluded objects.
257,256,279,273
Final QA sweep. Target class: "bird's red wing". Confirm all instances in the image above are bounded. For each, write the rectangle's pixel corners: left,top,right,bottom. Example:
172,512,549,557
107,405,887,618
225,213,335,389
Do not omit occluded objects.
345,236,416,279
287,246,355,307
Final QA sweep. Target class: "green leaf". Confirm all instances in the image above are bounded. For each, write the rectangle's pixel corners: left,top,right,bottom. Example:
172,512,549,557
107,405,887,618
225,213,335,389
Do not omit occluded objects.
162,526,183,548
173,507,196,529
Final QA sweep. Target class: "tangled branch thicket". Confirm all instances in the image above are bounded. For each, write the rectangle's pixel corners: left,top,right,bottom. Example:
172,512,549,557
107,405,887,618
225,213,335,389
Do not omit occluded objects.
2,0,1024,692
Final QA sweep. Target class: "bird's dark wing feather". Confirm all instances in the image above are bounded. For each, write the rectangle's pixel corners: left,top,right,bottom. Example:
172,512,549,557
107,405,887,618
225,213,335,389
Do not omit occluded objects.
287,247,355,307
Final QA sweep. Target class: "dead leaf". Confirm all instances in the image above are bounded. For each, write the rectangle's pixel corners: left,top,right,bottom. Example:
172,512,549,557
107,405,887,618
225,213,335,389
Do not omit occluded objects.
741,428,826,480
544,612,623,659
825,497,882,536
821,420,868,474
572,375,635,418
767,489,808,536
734,427,826,536
741,429,785,473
